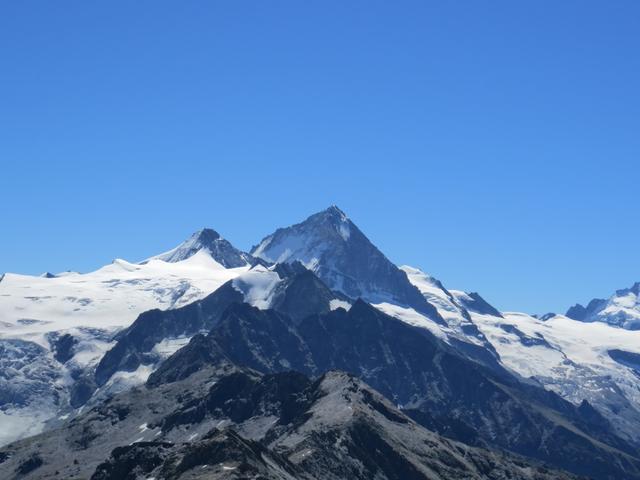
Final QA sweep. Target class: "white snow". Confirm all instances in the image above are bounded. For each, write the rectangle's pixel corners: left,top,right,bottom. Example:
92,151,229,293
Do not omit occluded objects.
0,250,248,337
400,266,489,347
373,302,448,340
338,223,351,241
252,233,311,265
400,266,465,324
0,407,52,446
0,250,248,447
329,299,351,311
401,265,640,441
231,265,283,309
467,309,640,439
583,284,640,329
104,364,156,392
152,337,193,358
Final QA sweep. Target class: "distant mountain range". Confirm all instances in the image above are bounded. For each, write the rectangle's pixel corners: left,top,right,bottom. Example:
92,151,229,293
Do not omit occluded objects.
1,206,639,480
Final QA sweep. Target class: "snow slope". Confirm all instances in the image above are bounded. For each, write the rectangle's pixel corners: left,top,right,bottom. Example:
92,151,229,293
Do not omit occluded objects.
148,228,253,267
468,308,640,442
0,251,248,337
0,247,249,446
399,265,640,443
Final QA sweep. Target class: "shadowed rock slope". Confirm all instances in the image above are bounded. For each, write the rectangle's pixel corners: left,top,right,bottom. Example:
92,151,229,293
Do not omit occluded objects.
149,301,640,480
0,362,582,480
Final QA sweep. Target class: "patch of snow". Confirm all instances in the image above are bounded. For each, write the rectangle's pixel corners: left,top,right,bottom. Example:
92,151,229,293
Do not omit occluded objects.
329,299,351,311
152,337,192,359
0,407,52,446
231,267,283,309
373,303,448,341
338,223,351,241
104,364,155,392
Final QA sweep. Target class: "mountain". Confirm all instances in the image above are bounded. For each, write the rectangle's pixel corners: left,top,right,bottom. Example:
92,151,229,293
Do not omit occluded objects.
0,232,250,446
148,301,640,479
3,207,640,480
397,266,499,359
251,206,443,320
453,306,640,446
94,262,349,389
0,361,581,480
397,267,640,446
149,228,254,267
566,282,640,330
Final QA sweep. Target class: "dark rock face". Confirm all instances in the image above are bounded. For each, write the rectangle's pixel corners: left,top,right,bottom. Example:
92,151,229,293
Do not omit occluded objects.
270,262,351,322
566,298,607,321
91,442,172,480
609,349,640,375
155,371,585,479
251,206,444,321
94,283,244,386
91,428,310,480
149,301,640,480
153,228,253,267
499,323,552,348
161,371,312,432
566,304,587,321
16,454,43,475
51,334,78,364
69,374,98,408
96,265,347,389
457,292,503,317
6,365,581,480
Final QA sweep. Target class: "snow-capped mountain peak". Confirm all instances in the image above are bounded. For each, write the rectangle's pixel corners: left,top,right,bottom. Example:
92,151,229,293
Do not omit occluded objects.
251,206,352,265
0,236,252,446
149,228,252,267
251,207,443,319
566,281,640,330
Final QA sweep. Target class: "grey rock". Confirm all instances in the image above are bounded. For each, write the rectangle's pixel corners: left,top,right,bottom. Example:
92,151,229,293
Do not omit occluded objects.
251,206,444,321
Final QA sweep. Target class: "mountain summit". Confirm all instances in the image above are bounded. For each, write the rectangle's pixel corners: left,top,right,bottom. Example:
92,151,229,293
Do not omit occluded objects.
251,206,442,319
150,228,253,268
566,281,640,330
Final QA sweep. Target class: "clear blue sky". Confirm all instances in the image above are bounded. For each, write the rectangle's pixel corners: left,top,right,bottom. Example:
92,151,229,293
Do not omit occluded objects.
1,1,638,314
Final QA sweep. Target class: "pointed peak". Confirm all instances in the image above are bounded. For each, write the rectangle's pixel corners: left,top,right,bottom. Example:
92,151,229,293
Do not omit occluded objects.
324,205,348,219
301,205,350,226
191,228,222,243
150,227,252,268
318,205,349,224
